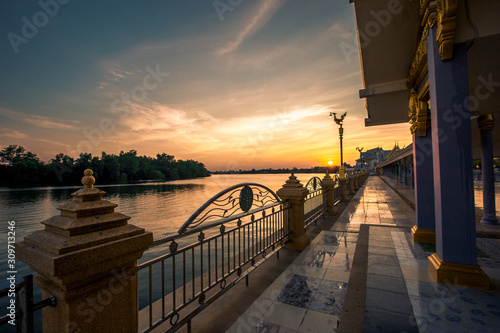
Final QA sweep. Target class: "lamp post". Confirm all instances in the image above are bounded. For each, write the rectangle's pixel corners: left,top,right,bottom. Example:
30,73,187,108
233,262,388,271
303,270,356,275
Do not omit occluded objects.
356,147,364,171
330,111,347,179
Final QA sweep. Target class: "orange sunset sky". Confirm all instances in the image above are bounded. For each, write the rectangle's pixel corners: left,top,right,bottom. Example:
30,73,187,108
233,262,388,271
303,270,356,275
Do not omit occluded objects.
0,0,411,171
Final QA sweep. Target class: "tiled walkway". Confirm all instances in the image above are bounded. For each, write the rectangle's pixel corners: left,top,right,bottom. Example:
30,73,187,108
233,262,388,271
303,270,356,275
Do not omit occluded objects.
227,176,500,333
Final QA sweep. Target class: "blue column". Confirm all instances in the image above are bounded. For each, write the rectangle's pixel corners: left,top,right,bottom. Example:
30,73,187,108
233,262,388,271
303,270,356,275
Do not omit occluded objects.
404,158,408,186
412,132,435,231
479,115,499,225
410,157,415,190
427,27,476,265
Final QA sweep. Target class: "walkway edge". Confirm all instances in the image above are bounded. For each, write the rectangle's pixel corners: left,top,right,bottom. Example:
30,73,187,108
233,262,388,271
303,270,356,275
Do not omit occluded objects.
378,175,415,210
337,224,369,333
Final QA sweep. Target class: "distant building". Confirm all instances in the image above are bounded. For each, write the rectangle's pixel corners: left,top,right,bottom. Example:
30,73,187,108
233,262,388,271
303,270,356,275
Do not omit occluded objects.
355,146,396,170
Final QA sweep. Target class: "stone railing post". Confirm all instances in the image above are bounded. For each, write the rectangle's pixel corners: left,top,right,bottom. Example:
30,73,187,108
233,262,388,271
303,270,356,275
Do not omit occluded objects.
340,177,349,201
349,173,355,195
17,170,153,333
361,171,367,184
277,173,310,250
322,173,338,215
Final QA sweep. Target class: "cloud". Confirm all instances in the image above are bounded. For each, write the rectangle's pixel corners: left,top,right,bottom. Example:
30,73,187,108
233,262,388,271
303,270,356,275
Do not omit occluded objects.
0,107,79,130
0,128,27,139
217,0,285,55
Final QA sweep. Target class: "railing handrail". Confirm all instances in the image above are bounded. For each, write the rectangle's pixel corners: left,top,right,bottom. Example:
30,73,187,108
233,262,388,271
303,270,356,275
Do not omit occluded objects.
137,182,290,333
178,182,281,234
139,200,289,269
153,200,286,247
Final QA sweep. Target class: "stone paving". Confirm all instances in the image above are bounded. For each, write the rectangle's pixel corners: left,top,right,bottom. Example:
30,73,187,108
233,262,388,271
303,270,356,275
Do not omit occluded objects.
226,176,500,333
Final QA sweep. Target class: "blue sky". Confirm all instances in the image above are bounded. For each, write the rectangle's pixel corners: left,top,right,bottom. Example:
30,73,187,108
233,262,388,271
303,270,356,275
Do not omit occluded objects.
0,0,410,170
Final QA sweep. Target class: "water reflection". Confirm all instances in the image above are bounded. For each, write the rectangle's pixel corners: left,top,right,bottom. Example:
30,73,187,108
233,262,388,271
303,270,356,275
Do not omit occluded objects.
0,173,324,331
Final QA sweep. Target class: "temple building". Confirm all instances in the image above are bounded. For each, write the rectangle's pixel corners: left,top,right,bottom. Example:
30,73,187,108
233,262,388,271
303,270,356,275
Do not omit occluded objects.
350,0,500,288
354,146,393,170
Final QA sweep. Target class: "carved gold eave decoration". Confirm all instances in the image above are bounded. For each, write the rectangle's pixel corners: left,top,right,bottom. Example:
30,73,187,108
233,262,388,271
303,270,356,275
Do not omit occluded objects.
477,114,495,131
436,0,457,60
408,0,457,88
406,23,430,89
407,1,437,89
408,91,430,136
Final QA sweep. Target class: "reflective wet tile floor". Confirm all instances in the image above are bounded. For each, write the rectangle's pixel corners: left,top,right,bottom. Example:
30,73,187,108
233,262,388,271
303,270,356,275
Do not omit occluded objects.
227,177,500,333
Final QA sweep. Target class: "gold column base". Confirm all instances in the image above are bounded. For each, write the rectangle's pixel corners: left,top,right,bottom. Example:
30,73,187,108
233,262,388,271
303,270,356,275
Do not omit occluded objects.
286,233,311,251
428,253,490,289
411,225,435,244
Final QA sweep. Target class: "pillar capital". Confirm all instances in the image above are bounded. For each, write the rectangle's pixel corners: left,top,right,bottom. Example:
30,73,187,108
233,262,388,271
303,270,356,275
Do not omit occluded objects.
340,178,349,201
276,172,309,202
478,114,494,131
322,173,335,188
277,173,310,250
17,170,153,332
322,174,338,215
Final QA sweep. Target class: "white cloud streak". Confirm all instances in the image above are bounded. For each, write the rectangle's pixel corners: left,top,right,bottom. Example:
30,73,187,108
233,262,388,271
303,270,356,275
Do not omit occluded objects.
0,107,79,130
217,0,285,55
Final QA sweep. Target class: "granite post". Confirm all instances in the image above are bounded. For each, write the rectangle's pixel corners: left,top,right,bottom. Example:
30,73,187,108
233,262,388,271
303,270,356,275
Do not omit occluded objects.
17,170,154,332
277,173,310,250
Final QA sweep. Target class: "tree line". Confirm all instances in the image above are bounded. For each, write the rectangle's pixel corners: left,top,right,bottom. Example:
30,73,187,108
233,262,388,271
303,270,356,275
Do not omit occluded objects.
0,145,211,187
212,164,353,175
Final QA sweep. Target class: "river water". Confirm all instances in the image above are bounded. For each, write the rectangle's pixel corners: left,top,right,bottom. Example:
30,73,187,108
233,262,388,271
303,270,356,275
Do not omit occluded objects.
0,173,324,330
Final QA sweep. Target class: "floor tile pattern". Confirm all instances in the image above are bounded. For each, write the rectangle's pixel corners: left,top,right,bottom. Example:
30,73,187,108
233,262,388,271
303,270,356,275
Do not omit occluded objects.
228,176,500,333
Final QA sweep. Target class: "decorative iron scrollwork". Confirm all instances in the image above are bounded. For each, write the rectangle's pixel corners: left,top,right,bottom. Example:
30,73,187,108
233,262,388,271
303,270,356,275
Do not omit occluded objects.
220,224,225,234
198,231,205,242
198,292,206,304
251,258,255,266
170,240,178,254
239,185,253,212
305,177,324,192
220,279,226,289
178,183,281,234
170,312,180,325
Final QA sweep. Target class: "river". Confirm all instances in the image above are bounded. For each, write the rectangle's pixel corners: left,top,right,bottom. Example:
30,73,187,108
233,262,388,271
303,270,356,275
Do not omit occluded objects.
0,173,324,330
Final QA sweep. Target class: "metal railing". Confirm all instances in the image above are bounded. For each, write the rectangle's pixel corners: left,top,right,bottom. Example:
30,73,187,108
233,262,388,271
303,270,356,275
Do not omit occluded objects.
0,275,57,333
137,183,289,333
303,176,326,228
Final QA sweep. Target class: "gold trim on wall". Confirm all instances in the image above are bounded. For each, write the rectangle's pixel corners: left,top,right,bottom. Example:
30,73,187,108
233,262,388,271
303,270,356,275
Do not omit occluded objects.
408,89,430,137
408,0,457,88
436,0,457,60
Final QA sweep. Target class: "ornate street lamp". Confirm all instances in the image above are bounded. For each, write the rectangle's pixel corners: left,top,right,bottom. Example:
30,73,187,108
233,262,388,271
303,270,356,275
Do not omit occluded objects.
356,147,364,171
330,111,347,179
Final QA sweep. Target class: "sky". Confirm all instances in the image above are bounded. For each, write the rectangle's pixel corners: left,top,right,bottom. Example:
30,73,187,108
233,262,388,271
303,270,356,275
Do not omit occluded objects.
0,0,411,171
